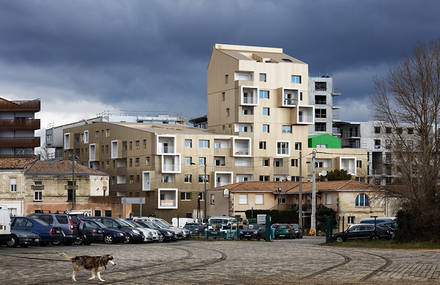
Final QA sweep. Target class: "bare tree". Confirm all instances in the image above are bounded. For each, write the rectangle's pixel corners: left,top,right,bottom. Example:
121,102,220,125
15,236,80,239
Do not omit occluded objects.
374,40,440,239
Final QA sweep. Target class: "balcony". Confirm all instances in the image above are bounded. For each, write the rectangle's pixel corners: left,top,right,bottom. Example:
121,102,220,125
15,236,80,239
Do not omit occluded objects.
0,99,40,111
241,86,259,106
0,119,40,130
0,137,40,148
157,135,176,154
214,171,233,187
282,89,299,107
296,105,314,125
161,154,181,173
233,138,251,157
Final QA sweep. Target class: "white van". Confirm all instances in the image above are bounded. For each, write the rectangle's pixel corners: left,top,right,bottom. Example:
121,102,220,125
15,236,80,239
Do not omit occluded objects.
0,205,12,245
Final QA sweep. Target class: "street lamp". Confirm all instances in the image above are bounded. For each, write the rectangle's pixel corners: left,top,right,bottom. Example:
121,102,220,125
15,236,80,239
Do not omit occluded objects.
277,187,282,211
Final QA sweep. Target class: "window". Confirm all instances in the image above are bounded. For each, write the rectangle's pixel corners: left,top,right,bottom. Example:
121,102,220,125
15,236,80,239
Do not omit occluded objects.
255,194,264,205
198,192,205,201
143,139,147,148
64,133,70,149
241,107,253,115
407,140,413,147
356,160,362,168
315,109,327,118
184,157,192,165
278,193,286,204
34,190,42,201
259,73,266,82
239,194,248,204
129,158,133,167
67,189,73,202
259,175,270,181
129,175,134,184
315,81,327,91
214,156,225,166
396,128,403,134
129,141,132,150
291,159,298,167
94,210,101,216
145,156,150,166
135,140,140,149
315,161,324,168
385,139,391,147
315,123,326,132
225,74,229,84
199,157,206,165
355,193,370,207
259,90,269,99
161,175,174,183
407,128,414,134
199,140,209,148
235,71,253,81
180,192,191,201
326,194,332,204
295,142,302,150
348,216,355,224
374,127,381,134
282,125,292,133
291,75,301,84
185,139,192,148
198,175,209,182
262,124,270,133
374,139,381,149
315,95,326,104
184,174,192,183
263,159,270,166
262,107,270,116
386,127,392,134
210,194,215,205
277,141,290,156
159,189,178,209
142,171,151,191
135,157,140,167
84,130,89,143
222,92,225,101
226,108,230,117
259,141,266,150
274,159,283,167
10,178,17,192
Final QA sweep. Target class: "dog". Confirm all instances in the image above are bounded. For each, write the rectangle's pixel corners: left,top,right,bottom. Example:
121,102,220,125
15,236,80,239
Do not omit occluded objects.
59,252,115,282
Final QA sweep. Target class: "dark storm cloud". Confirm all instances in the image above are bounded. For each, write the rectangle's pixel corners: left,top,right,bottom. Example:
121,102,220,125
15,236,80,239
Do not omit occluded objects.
0,0,439,122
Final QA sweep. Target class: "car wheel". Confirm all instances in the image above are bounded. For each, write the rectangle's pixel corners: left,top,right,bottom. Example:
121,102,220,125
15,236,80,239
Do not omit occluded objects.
104,235,114,244
336,237,344,243
7,235,17,248
124,234,132,244
371,235,379,240
51,240,61,246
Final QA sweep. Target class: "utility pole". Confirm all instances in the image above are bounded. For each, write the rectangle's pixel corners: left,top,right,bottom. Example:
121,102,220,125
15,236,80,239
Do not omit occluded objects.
298,150,303,233
71,150,76,210
311,149,317,235
204,162,207,222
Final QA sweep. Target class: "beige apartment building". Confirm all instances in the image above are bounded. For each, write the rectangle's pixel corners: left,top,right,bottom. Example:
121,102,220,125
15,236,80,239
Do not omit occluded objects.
61,44,367,221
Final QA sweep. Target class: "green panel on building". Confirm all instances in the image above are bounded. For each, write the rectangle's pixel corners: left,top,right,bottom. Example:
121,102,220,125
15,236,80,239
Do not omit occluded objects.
308,134,341,149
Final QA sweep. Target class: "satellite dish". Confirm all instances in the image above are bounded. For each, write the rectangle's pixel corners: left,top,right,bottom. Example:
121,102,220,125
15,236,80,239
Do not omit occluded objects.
320,170,328,177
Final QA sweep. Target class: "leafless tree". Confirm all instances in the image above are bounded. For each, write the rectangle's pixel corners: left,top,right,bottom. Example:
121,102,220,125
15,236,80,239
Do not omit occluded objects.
374,40,440,238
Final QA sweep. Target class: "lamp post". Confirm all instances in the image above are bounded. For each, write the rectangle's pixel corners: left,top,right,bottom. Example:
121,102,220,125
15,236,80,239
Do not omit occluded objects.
277,187,282,210
299,150,303,234
311,149,317,235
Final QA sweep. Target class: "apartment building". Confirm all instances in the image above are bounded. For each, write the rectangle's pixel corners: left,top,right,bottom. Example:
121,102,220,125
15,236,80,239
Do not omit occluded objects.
308,76,341,135
0,97,40,157
334,121,416,185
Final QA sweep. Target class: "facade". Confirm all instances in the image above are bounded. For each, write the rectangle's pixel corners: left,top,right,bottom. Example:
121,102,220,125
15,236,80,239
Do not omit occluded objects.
46,113,184,159
0,157,37,216
308,76,341,135
208,180,396,230
334,121,416,185
0,97,40,157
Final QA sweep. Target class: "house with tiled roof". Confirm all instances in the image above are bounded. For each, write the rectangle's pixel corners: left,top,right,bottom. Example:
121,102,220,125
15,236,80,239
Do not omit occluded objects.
208,180,398,230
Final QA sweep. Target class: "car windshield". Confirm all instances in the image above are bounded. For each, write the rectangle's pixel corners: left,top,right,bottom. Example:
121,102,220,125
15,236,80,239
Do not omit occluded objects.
117,219,133,227
157,219,172,227
33,219,49,226
153,219,170,229
141,220,158,229
87,220,105,228
278,225,289,229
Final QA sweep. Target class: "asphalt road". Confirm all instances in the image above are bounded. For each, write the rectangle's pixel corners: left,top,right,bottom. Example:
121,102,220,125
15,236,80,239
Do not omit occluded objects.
1,237,439,284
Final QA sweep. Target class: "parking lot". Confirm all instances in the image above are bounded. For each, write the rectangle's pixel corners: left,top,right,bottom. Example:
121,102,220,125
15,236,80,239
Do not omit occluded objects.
1,237,440,284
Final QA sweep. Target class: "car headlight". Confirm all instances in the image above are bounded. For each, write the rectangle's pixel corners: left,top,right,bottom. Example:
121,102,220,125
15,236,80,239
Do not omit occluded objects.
119,233,124,236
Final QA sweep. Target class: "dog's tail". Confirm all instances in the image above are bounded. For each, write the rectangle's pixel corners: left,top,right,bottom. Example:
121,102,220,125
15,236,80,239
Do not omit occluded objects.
58,252,73,260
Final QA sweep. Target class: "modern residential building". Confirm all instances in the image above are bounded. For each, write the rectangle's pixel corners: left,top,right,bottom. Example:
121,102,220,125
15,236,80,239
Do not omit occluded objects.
208,180,397,230
334,121,416,185
59,44,368,221
46,113,184,159
0,97,40,157
308,76,341,135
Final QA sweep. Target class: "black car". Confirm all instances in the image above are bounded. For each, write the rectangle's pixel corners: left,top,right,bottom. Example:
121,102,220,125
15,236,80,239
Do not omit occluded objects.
74,219,105,245
132,218,175,241
89,217,144,243
333,224,392,242
82,219,126,244
7,230,40,248
290,224,303,239
240,224,265,240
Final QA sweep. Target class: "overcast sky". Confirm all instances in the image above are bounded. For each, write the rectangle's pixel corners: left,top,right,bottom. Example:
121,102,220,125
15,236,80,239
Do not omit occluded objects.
1,0,439,129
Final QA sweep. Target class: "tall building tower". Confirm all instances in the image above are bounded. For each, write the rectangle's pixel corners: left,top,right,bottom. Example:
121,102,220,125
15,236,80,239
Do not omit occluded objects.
0,98,40,157
207,44,314,182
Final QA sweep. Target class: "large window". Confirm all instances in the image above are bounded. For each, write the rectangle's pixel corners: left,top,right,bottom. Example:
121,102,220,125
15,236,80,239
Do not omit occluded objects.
34,190,42,201
255,194,264,205
315,81,327,91
158,189,178,209
276,141,290,156
10,178,17,192
180,192,191,201
315,123,327,132
315,109,327,118
315,95,327,104
259,90,269,99
355,193,370,207
239,194,248,204
282,125,292,133
278,193,286,204
291,75,301,84
199,140,210,148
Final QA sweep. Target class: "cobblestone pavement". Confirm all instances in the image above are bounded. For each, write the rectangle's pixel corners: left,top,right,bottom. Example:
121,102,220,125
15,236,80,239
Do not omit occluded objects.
1,237,440,284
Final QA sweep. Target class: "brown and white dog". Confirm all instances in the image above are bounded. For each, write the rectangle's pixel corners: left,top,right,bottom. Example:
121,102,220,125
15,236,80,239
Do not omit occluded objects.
59,252,116,282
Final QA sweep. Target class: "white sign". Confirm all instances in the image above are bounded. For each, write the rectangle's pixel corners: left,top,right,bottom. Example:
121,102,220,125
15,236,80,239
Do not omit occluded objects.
257,214,267,225
122,197,145,204
224,189,229,198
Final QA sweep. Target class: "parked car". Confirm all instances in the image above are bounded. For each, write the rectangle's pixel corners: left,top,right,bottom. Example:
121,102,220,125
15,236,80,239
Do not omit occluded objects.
82,219,126,244
273,224,294,239
122,219,157,242
144,217,184,239
88,217,144,243
183,223,204,236
359,218,397,238
333,224,392,242
28,213,77,245
240,224,265,240
73,219,105,245
0,205,11,245
11,216,62,244
133,218,175,241
7,230,40,248
290,224,303,239
126,219,163,242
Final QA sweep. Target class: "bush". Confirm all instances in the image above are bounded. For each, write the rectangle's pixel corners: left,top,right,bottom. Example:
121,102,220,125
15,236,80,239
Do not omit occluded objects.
316,205,337,233
326,169,352,181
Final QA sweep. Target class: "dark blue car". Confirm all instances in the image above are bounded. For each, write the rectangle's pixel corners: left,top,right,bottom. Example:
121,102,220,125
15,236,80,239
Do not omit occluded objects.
82,219,126,244
11,217,62,244
88,217,144,243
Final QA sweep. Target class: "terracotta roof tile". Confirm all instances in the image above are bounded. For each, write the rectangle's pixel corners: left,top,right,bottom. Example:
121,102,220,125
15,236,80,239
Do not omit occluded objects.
0,157,38,169
25,160,108,176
